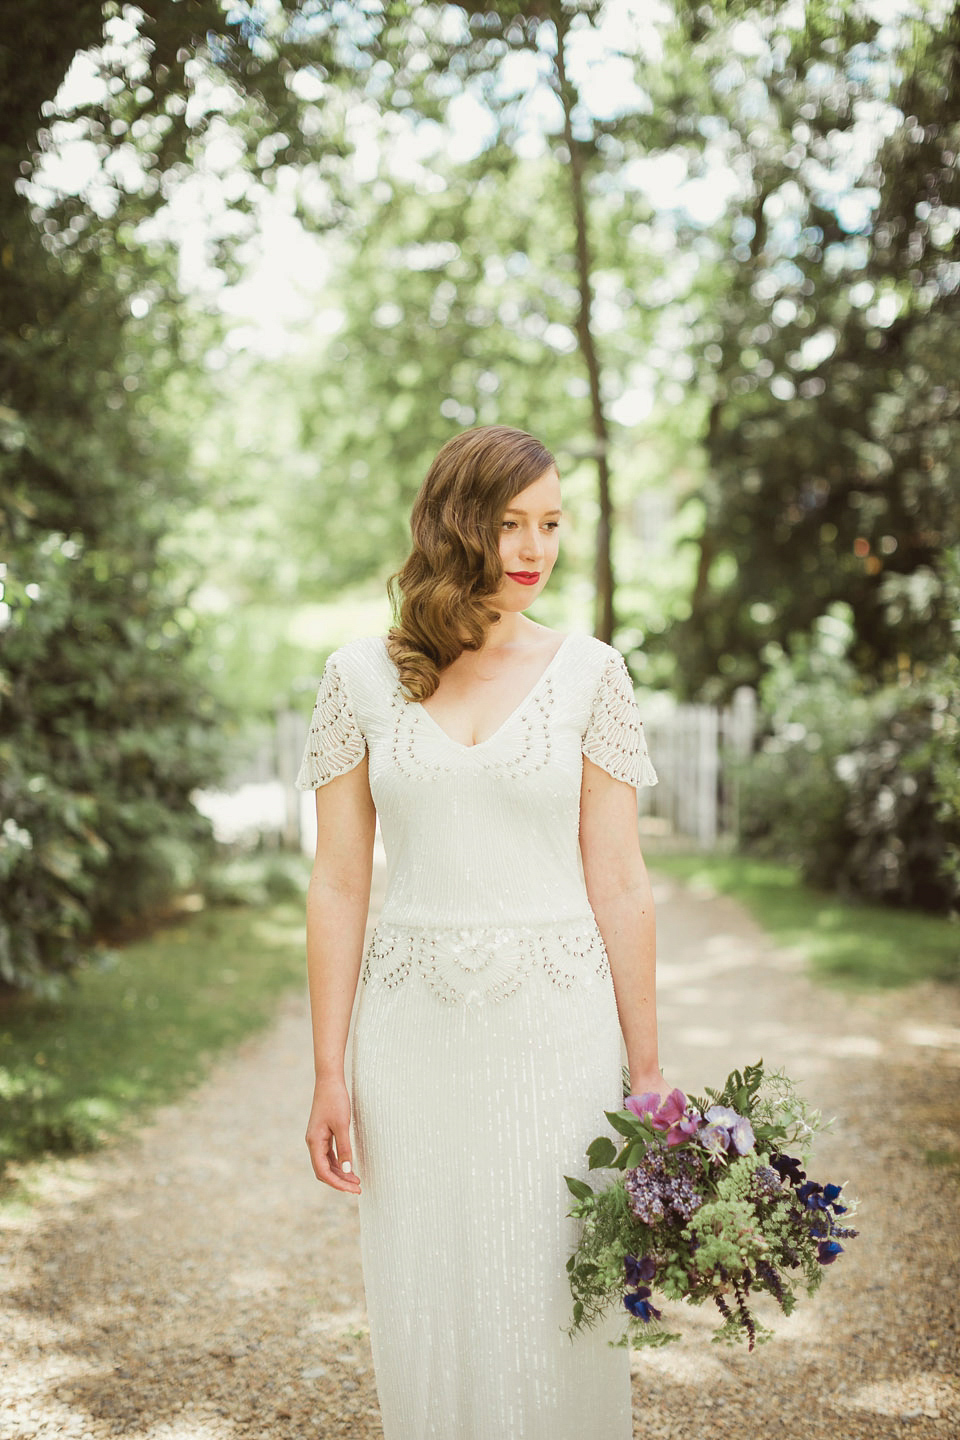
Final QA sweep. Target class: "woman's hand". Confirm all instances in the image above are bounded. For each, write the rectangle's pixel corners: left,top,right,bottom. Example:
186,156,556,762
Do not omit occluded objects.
626,1064,667,1106
306,1075,361,1195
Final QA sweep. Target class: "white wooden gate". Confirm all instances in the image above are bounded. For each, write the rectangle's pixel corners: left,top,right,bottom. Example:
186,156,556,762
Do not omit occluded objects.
639,687,757,846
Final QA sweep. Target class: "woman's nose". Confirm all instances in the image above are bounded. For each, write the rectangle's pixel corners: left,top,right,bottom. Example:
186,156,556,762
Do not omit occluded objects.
520,529,543,560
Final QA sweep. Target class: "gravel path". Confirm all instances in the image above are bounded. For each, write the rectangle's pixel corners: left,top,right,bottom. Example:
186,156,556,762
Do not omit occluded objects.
1,860,958,1440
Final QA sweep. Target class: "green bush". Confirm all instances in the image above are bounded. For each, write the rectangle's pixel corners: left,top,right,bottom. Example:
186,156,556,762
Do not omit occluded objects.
0,152,227,995
199,849,310,908
736,612,960,913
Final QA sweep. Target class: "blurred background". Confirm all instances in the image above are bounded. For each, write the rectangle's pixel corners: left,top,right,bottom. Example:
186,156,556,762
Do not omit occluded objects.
1,0,958,1020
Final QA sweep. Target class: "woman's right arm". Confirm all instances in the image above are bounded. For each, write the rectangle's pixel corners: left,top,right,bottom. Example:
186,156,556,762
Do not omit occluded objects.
304,754,376,1195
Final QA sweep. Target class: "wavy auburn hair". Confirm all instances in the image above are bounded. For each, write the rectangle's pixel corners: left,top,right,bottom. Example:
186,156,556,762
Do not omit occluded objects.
387,425,557,701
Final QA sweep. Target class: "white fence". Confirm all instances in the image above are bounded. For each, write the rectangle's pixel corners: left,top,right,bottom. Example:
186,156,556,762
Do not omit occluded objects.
192,708,306,851
195,687,757,853
638,687,757,847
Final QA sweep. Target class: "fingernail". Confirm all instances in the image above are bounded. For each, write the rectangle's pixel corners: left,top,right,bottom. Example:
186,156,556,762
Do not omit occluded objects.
342,1161,352,1174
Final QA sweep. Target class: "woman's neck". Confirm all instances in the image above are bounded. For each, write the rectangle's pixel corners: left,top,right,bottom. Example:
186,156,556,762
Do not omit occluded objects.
479,614,541,653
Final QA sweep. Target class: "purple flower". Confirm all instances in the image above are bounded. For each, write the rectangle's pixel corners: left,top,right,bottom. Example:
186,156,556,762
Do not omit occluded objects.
625,1092,660,1120
624,1286,662,1322
650,1089,687,1128
651,1090,701,1147
729,1115,756,1155
624,1148,705,1225
817,1240,844,1265
698,1122,731,1158
702,1104,755,1156
624,1253,656,1287
752,1165,785,1198
704,1104,741,1128
770,1152,805,1186
666,1116,700,1147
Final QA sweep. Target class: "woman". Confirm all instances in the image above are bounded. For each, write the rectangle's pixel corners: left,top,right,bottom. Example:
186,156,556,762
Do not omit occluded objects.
295,424,663,1440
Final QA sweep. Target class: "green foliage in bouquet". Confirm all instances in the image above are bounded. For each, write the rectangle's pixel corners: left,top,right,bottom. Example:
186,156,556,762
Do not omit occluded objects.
564,1061,858,1350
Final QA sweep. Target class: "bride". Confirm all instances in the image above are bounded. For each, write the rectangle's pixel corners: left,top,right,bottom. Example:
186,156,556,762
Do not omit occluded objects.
296,424,663,1439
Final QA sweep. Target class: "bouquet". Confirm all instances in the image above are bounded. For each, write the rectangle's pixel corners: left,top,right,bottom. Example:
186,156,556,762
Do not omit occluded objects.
564,1060,859,1350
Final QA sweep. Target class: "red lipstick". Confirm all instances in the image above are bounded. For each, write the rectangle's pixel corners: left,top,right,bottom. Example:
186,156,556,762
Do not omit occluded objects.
507,572,541,586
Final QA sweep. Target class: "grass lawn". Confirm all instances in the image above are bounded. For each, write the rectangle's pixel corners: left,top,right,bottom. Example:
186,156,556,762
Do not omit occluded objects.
0,861,312,1188
646,849,959,990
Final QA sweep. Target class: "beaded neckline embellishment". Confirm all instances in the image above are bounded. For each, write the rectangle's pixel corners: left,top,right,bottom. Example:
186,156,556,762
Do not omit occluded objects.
411,633,573,750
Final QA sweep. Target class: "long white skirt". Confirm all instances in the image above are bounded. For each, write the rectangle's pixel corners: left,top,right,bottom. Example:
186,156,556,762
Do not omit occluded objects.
351,921,633,1440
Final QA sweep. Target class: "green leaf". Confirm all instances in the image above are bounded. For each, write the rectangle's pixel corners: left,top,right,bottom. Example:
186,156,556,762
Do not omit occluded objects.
623,1139,646,1168
587,1135,617,1169
604,1108,639,1137
564,1176,595,1201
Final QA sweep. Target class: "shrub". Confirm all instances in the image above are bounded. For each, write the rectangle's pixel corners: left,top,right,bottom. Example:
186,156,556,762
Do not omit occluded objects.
736,612,960,913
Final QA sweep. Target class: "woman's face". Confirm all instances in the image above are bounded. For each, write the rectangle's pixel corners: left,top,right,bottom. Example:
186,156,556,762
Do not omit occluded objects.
493,466,562,613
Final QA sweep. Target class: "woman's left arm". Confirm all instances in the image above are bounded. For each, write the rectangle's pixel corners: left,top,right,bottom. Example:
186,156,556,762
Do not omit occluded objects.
580,755,663,1102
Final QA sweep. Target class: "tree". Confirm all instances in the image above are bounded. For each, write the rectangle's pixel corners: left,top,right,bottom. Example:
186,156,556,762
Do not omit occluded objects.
318,0,707,641
659,0,960,699
0,2,352,991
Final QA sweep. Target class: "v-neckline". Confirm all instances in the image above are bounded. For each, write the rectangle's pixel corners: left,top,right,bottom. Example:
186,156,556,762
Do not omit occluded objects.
410,634,572,751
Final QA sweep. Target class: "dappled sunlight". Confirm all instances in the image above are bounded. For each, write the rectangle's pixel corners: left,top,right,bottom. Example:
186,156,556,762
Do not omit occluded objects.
836,1374,957,1421
901,1022,960,1054
228,1265,288,1297
817,1033,884,1058
300,1307,371,1339
632,1341,732,1383
675,1024,734,1048
0,999,375,1439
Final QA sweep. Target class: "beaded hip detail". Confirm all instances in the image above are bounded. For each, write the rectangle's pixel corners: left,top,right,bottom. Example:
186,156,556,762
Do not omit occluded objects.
361,917,612,1006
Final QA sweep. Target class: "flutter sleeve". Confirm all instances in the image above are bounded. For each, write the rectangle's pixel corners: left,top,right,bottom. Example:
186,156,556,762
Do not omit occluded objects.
582,651,658,789
294,654,367,790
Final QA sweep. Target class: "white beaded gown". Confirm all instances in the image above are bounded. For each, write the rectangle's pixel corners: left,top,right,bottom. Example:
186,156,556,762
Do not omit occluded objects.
295,632,658,1440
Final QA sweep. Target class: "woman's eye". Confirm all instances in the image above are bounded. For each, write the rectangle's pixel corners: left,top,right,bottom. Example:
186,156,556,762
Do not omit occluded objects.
501,520,517,529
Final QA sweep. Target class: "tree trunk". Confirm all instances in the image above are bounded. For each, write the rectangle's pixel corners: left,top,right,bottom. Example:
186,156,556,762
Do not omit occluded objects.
554,12,616,643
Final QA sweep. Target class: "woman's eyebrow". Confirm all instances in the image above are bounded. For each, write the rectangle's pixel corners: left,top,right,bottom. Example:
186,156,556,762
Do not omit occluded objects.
503,506,563,516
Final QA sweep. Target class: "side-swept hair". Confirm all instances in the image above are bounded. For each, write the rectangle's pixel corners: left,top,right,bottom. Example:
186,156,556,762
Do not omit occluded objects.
387,425,556,701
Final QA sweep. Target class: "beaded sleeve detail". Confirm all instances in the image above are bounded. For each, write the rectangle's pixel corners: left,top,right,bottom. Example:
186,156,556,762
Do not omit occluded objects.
294,657,367,790
582,652,658,789
361,918,612,1007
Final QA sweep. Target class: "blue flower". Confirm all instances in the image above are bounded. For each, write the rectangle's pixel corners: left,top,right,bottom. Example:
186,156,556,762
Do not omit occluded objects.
822,1182,848,1213
817,1240,844,1265
797,1181,828,1210
624,1286,662,1322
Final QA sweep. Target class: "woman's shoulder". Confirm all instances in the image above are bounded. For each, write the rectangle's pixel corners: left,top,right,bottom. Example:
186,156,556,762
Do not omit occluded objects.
327,634,389,665
315,638,395,727
325,635,393,687
560,632,629,676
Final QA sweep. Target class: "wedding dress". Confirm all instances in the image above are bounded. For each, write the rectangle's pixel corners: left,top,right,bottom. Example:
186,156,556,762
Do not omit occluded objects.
296,632,658,1440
